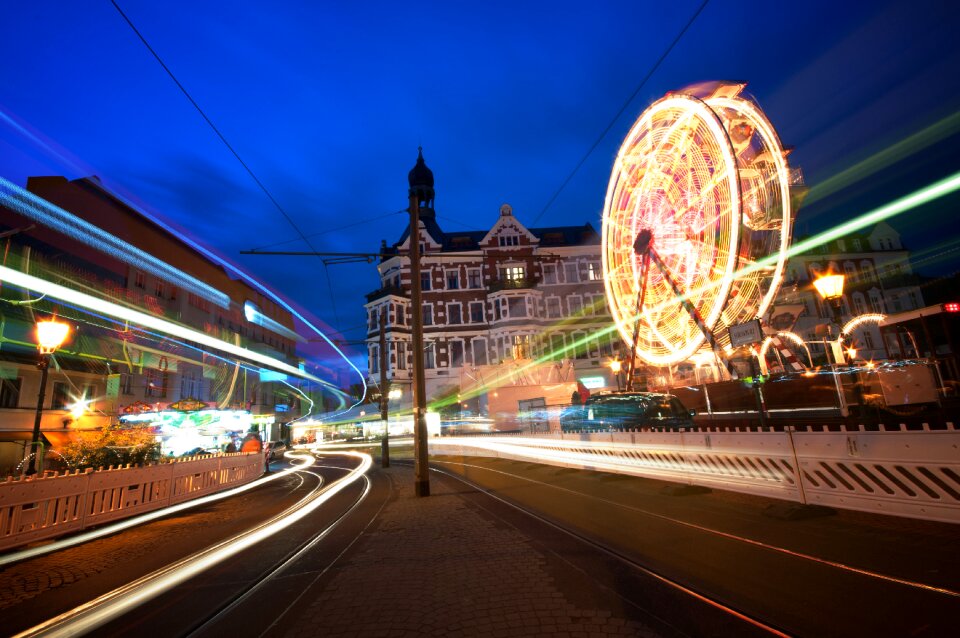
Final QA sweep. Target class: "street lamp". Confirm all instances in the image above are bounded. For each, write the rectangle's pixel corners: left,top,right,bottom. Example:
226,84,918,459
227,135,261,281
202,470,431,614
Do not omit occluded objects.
813,273,846,364
27,318,71,475
813,274,849,417
609,359,622,391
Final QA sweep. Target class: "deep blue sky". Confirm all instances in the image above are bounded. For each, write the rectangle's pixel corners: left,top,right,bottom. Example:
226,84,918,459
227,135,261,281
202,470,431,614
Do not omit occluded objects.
2,0,959,372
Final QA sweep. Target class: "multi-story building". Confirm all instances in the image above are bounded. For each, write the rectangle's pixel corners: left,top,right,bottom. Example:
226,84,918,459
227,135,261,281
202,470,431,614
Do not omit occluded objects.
0,175,318,472
778,221,925,363
364,150,618,409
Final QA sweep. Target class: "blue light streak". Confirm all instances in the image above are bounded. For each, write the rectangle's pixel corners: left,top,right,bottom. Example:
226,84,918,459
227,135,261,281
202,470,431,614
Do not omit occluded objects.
0,176,231,309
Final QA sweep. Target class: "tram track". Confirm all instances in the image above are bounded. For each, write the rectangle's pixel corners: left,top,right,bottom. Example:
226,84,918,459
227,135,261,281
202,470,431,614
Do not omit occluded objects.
425,456,960,637
9,451,373,638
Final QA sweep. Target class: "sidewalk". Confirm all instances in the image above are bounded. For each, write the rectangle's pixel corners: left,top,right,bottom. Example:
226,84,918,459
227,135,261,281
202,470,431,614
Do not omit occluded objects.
278,463,666,638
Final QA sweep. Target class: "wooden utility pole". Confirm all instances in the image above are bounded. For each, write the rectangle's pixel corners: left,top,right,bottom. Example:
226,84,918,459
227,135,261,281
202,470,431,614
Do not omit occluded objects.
408,194,430,496
379,309,389,468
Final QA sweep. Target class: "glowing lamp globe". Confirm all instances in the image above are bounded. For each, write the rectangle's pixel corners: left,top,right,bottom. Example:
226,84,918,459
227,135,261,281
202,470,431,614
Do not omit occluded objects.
36,320,70,354
813,274,845,301
609,360,622,374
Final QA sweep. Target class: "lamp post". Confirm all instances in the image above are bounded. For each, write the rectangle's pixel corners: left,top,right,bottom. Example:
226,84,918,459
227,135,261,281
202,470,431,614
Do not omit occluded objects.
813,274,848,417
609,359,622,391
27,319,70,475
813,274,846,364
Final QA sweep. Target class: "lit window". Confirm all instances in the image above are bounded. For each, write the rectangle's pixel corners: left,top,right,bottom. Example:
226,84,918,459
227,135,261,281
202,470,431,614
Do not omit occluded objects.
502,266,525,281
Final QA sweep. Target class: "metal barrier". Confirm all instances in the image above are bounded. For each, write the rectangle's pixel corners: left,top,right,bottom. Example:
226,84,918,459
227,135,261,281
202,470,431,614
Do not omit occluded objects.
0,452,264,552
431,425,960,525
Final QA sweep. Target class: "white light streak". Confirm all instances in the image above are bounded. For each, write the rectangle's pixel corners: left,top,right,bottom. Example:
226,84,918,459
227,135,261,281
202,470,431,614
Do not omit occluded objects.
15,452,371,638
0,264,321,383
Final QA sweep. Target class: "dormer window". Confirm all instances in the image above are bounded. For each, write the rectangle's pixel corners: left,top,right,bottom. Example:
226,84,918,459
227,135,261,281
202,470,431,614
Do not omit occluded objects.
498,235,519,247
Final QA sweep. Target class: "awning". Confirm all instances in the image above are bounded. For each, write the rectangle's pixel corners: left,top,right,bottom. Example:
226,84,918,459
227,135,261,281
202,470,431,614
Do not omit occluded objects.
42,431,79,449
0,431,33,442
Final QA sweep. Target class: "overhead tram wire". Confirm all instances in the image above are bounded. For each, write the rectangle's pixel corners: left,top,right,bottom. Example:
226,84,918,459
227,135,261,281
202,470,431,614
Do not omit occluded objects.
110,1,343,330
248,209,408,253
530,0,711,226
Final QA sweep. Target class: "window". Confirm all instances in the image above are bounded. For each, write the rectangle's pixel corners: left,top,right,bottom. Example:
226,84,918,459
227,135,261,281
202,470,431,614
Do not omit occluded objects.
154,281,164,297
0,378,21,408
188,293,211,312
473,338,488,366
836,239,846,252
52,382,70,409
512,335,530,359
498,234,519,247
420,272,431,291
422,305,433,326
120,373,133,396
549,334,565,361
396,341,407,370
563,262,579,283
145,369,169,398
844,262,858,284
869,291,885,313
371,345,380,374
863,331,875,349
852,239,862,251
567,295,583,316
394,303,405,326
853,293,866,315
424,342,435,369
470,301,485,323
546,297,561,318
542,264,558,285
586,262,601,281
502,266,525,281
508,297,526,318
446,270,460,290
447,303,462,325
134,271,145,289
467,268,481,289
860,261,876,282
450,341,464,368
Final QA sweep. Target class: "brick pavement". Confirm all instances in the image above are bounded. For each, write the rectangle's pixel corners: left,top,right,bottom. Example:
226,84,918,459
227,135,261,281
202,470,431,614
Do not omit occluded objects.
278,465,665,638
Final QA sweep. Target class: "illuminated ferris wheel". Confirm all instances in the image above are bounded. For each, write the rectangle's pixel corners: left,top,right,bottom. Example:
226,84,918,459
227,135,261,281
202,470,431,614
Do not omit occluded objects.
602,82,799,367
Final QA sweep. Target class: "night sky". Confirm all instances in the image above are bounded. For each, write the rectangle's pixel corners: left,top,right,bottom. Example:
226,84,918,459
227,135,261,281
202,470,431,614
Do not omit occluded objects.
2,0,959,375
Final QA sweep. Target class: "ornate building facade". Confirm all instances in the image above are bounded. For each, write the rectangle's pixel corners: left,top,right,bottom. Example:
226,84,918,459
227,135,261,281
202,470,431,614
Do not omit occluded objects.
364,150,618,406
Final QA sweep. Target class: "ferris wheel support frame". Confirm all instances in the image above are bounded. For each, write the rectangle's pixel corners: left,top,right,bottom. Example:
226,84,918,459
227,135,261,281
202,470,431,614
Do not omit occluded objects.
625,230,739,390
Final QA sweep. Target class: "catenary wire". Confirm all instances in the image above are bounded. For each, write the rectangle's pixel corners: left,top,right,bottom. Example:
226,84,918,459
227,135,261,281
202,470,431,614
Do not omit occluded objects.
530,0,711,226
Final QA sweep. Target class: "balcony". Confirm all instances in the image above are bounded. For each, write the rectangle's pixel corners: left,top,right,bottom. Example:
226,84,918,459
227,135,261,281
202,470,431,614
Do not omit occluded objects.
488,277,538,293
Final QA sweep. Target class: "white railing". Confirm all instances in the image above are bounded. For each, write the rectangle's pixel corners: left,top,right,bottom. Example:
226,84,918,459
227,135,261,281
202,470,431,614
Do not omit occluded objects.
431,426,960,524
0,452,265,552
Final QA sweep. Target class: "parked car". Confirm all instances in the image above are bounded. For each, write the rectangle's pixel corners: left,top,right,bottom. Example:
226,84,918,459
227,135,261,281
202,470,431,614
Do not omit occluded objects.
563,391,695,431
266,440,288,460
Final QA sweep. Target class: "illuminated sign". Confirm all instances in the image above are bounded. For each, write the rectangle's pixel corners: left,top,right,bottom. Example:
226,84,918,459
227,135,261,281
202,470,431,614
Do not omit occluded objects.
275,404,290,412
578,376,606,389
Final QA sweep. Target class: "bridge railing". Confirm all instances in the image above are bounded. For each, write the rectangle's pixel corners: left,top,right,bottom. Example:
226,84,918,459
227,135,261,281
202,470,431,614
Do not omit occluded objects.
0,452,265,552
431,426,960,524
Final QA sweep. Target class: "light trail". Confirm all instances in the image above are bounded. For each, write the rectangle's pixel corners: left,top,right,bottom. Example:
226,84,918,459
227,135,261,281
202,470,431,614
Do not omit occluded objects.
433,457,960,599
0,264,322,383
14,451,372,638
805,110,960,206
431,170,960,409
0,177,230,309
0,452,315,568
